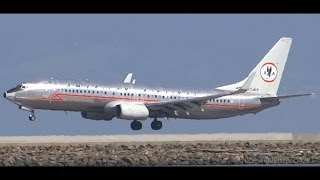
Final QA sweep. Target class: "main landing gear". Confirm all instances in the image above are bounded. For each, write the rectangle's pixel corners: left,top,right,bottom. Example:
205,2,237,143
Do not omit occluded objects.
131,120,142,131
130,118,163,131
151,118,162,130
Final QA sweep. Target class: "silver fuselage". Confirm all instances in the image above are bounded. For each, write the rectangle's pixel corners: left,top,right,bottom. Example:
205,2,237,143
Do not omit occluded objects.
4,80,280,120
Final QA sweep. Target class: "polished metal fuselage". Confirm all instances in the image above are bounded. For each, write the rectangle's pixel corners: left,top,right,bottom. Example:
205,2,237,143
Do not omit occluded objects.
5,80,280,120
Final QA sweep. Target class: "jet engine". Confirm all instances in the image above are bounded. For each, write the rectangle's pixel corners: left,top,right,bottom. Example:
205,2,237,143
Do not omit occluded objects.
81,112,114,121
115,103,149,120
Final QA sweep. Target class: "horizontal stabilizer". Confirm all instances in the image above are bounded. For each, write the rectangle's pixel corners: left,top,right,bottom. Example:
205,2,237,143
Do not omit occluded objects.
260,93,315,101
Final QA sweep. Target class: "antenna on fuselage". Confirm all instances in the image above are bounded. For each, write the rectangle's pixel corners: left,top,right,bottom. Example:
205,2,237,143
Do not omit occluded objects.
49,77,54,84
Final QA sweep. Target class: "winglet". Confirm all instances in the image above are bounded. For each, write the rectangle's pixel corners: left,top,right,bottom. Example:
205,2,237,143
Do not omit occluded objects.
123,73,133,84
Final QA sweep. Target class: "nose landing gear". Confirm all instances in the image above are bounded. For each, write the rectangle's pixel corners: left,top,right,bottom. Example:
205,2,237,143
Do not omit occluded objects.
18,105,36,122
28,113,36,121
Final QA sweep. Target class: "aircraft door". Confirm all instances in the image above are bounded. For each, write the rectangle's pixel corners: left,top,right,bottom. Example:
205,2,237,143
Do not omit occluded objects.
238,97,245,110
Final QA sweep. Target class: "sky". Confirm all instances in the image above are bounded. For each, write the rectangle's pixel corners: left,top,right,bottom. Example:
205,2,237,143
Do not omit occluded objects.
0,14,319,135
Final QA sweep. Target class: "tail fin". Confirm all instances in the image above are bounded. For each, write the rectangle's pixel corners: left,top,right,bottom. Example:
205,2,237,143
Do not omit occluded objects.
217,37,292,95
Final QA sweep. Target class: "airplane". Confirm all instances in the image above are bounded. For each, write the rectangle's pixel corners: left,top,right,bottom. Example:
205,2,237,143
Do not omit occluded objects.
3,37,313,130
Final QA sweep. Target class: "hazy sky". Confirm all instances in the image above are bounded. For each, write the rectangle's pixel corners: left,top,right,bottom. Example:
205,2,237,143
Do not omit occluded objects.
0,14,319,135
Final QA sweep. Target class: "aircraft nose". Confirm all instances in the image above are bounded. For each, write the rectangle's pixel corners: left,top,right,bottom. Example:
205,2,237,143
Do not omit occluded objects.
4,91,15,101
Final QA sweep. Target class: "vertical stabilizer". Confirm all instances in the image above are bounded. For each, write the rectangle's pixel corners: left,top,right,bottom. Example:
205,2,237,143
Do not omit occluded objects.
217,37,292,95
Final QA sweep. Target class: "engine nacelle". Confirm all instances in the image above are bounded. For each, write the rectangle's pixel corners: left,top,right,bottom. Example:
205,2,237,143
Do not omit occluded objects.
115,103,149,120
81,112,114,121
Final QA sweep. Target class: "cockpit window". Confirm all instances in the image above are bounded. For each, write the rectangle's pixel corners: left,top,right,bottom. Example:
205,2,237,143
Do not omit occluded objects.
7,84,24,93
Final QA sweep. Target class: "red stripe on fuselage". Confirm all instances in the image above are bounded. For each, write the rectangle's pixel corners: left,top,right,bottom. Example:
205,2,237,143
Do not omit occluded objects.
53,93,160,103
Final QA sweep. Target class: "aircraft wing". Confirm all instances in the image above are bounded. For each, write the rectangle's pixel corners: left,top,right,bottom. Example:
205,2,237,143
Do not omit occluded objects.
146,73,255,111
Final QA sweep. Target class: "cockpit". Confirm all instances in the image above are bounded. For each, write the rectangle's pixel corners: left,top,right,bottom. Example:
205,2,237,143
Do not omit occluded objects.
7,84,26,93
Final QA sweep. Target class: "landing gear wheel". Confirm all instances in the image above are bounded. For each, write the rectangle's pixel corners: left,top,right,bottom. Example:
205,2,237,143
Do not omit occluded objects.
29,114,36,121
131,120,142,130
151,120,162,130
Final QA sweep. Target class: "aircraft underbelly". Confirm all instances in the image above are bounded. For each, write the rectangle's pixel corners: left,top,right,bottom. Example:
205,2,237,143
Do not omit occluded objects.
22,97,111,112
163,104,261,119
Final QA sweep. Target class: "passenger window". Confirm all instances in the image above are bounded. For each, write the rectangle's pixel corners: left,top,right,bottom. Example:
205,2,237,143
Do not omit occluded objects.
120,93,122,96
84,90,86,93
72,90,75,93
65,89,67,92
124,93,126,96
97,91,99,94
147,95,149,98
163,96,165,99
92,91,95,94
113,92,115,95
155,95,157,98
105,92,107,95
80,90,82,93
76,90,78,93
88,91,90,93
139,94,141,97
131,94,133,96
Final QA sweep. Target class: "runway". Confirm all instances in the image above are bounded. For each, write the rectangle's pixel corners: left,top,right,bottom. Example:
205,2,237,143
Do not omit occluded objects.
0,133,319,145
0,133,319,166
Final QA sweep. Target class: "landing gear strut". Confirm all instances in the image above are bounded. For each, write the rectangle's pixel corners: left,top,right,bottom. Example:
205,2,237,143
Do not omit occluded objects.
18,106,36,122
151,118,162,130
131,120,142,130
28,113,36,121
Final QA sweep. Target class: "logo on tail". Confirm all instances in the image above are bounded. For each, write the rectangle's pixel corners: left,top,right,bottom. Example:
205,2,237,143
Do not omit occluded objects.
260,62,278,82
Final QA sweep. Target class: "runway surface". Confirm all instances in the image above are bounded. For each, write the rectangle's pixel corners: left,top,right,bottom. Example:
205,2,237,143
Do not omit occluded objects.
0,133,319,145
